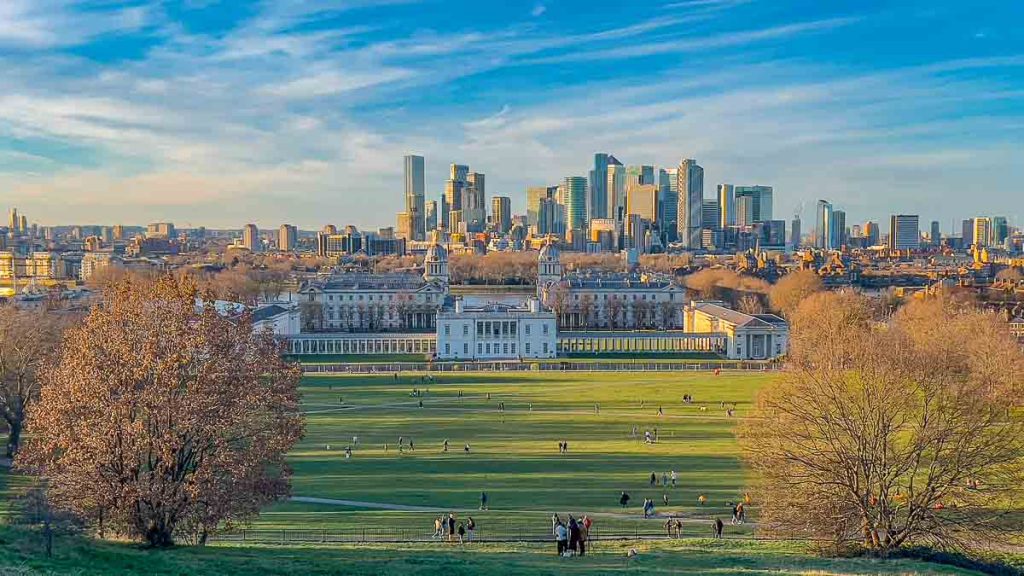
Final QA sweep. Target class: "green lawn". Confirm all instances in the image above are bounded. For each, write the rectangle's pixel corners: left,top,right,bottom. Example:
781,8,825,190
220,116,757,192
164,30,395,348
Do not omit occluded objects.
0,370,1014,575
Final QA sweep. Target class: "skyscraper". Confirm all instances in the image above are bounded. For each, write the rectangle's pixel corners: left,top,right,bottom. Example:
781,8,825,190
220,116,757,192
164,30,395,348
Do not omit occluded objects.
607,164,627,224
701,200,721,231
659,168,678,242
464,172,486,233
718,184,735,228
992,216,1009,244
396,212,413,240
588,154,619,221
278,224,297,251
242,224,260,252
831,210,847,249
527,186,549,229
889,214,920,251
815,200,833,249
930,220,941,247
676,159,704,249
734,186,773,223
8,208,17,232
563,176,588,233
864,221,880,247
626,184,659,223
443,164,468,229
791,218,801,250
425,200,438,233
404,155,425,241
625,165,654,188
492,196,511,234
972,217,992,247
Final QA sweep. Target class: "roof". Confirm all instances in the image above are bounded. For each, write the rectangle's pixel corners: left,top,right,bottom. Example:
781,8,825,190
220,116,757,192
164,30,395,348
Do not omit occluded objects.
1010,317,1024,324
252,304,289,323
309,272,431,291
693,302,787,329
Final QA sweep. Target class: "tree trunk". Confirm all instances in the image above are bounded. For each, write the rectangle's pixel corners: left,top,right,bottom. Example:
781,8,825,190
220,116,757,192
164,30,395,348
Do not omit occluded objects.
6,419,22,459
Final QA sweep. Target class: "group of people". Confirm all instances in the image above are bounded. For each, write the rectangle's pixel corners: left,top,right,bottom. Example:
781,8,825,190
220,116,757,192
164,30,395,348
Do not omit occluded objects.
664,517,725,539
432,513,476,543
552,514,591,557
557,440,570,453
649,471,678,488
632,426,659,444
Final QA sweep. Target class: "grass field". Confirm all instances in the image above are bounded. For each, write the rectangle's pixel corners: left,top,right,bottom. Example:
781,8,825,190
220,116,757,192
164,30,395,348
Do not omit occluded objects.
0,369,1013,575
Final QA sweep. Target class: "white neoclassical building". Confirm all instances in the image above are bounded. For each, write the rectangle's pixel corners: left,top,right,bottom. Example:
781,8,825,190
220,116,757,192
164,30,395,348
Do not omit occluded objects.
436,297,557,360
684,300,789,360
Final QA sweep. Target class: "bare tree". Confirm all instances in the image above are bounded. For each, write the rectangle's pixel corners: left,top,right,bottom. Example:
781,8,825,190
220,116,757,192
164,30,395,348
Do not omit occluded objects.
17,275,305,548
739,292,1024,556
768,269,824,318
0,307,67,458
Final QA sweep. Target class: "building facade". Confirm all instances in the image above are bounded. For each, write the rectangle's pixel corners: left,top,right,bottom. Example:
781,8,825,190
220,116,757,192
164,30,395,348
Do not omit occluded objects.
436,297,557,360
676,159,704,249
684,301,789,360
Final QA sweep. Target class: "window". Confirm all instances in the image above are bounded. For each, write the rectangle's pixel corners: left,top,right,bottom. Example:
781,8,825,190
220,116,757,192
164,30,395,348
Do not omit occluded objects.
503,343,509,354
477,322,484,336
328,295,333,301
486,343,491,354
463,325,469,336
511,343,516,354
444,324,451,336
510,323,517,335
543,324,549,335
525,343,531,354
463,343,469,354
543,343,549,354
445,343,450,354
525,324,531,336
478,343,483,354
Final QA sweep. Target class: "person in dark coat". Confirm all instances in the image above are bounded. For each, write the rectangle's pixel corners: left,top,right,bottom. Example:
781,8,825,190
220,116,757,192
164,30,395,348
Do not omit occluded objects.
567,516,581,555
447,513,456,542
619,491,630,508
714,517,724,539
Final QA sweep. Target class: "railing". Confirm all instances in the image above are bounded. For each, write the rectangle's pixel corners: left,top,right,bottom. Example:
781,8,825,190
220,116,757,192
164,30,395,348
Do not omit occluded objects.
302,360,780,374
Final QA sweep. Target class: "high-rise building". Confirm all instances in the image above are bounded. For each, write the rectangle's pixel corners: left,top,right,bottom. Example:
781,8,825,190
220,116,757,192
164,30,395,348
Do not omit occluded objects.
588,154,620,221
831,210,847,248
112,225,124,241
537,197,564,236
147,222,175,239
8,208,18,232
626,184,659,223
659,168,678,242
396,212,413,240
930,221,941,247
443,164,468,229
889,214,920,251
464,172,486,233
625,165,655,188
563,176,588,233
18,215,27,233
527,186,549,229
734,186,773,223
815,200,833,249
278,224,297,251
702,200,721,231
791,218,801,250
425,200,438,232
492,196,512,234
972,217,992,247
607,164,627,224
242,223,260,252
404,155,426,241
992,216,1009,244
864,221,880,247
962,219,974,246
718,184,735,228
736,195,754,227
676,159,704,249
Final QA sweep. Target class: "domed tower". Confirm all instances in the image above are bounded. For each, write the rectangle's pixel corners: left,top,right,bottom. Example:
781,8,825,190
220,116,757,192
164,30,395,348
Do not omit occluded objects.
423,230,449,285
537,237,562,297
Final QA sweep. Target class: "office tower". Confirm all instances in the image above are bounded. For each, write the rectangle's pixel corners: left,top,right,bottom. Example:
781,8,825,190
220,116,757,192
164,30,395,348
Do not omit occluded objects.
18,215,27,233
322,224,338,235
930,221,941,247
625,213,648,251
100,227,113,244
588,154,620,220
537,197,563,236
113,225,124,241
8,208,17,232
563,176,588,233
992,216,1009,244
702,200,721,231
626,184,659,223
675,159,704,249
527,186,549,229
242,224,259,252
625,165,655,188
733,185,773,223
396,212,413,240
659,168,678,242
607,164,627,224
147,222,175,239
889,215,921,251
961,219,973,246
464,172,486,233
815,200,833,249
736,195,754,226
864,221,880,247
718,184,735,228
404,155,425,241
425,200,438,233
492,196,511,234
831,210,846,248
279,224,297,251
763,220,786,246
449,210,465,234
972,217,992,247
791,218,801,249
443,164,468,229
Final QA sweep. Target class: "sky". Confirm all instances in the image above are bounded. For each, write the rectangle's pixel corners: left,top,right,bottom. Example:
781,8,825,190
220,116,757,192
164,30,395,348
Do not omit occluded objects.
0,0,1022,232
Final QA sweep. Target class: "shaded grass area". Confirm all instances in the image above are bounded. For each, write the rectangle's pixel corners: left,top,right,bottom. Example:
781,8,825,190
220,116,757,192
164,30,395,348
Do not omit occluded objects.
0,525,988,576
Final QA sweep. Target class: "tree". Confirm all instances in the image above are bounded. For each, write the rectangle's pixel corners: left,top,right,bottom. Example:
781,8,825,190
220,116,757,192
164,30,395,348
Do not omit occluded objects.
0,306,67,458
17,275,304,548
739,292,1024,555
768,270,823,318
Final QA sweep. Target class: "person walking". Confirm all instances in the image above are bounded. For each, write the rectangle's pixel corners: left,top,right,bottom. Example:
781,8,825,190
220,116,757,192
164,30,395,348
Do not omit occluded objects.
457,522,465,544
466,516,476,541
433,516,443,539
568,516,581,556
713,517,724,539
551,513,561,534
443,439,449,453
650,472,657,486
619,491,630,508
480,491,488,510
554,520,568,556
662,472,668,487
447,513,456,542
670,470,677,488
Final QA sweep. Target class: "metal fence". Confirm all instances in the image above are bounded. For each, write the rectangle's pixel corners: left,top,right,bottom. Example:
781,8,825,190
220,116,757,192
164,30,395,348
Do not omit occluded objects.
303,360,780,375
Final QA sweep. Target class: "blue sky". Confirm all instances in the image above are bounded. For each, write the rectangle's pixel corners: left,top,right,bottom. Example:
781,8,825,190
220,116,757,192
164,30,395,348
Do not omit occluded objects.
0,0,1022,231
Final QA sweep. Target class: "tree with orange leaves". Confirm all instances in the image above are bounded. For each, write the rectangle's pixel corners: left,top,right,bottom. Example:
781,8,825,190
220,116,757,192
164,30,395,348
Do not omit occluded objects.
17,274,304,548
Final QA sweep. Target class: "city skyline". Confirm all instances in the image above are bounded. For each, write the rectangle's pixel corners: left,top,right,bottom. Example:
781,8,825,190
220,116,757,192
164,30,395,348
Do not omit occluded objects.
0,1,1021,228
